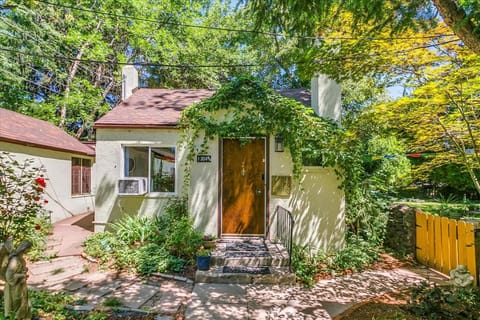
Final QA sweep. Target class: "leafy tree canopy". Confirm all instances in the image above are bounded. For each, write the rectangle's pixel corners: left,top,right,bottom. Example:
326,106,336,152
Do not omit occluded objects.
0,0,299,138
248,0,480,54
371,46,480,196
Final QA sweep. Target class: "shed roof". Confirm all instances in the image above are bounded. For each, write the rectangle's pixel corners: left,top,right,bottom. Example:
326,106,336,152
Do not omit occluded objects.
95,88,311,129
0,108,95,156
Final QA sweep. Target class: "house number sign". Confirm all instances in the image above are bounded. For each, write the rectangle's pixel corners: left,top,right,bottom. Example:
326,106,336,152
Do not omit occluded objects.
196,155,212,163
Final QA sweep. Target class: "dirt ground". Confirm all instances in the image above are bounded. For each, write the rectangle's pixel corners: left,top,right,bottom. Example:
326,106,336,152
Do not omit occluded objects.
335,290,419,320
334,253,422,320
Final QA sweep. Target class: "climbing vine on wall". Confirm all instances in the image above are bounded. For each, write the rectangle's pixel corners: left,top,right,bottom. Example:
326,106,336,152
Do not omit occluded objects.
179,76,402,245
179,76,340,185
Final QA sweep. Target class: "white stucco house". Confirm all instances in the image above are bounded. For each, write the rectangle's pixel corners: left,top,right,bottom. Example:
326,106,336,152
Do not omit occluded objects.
93,66,345,251
0,108,95,223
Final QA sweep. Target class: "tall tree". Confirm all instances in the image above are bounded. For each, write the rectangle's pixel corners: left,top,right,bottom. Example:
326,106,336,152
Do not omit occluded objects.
0,0,294,137
432,0,480,53
372,46,480,196
248,0,480,54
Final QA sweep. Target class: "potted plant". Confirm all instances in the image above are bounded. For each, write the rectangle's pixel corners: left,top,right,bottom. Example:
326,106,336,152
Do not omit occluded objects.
196,246,211,271
202,234,217,249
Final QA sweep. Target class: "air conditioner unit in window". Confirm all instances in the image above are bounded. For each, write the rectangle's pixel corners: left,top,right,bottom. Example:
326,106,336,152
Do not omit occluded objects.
118,177,147,195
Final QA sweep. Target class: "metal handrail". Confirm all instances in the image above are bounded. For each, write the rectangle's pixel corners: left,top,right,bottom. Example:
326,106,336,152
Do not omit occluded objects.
272,205,294,270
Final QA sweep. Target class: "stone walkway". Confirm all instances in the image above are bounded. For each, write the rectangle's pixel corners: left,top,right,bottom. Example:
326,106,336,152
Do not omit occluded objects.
28,259,192,318
25,214,450,319
185,267,447,319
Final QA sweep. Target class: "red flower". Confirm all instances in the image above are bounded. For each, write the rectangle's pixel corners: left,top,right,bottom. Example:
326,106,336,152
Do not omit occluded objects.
33,196,40,201
35,224,41,231
35,177,46,188
44,199,49,204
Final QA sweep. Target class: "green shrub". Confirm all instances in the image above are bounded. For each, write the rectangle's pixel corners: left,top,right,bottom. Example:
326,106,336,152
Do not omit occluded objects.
83,197,202,275
0,152,52,257
83,231,120,264
408,282,480,319
164,215,203,262
134,243,186,275
27,214,54,261
292,235,381,287
29,290,90,319
111,215,154,245
101,296,123,307
333,235,380,272
291,245,320,287
162,196,189,218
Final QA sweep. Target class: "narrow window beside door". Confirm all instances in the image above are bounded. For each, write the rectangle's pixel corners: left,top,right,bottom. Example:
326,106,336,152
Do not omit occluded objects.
72,157,92,195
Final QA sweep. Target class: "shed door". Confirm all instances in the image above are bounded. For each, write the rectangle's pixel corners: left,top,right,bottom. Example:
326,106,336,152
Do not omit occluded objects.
221,138,266,236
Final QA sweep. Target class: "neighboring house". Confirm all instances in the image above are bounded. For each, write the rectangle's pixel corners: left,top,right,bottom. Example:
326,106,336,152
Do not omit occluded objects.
94,66,345,251
0,108,95,222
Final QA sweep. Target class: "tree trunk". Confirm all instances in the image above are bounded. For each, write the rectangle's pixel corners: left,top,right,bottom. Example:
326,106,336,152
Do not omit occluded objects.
74,77,114,139
58,46,86,128
432,0,480,54
59,21,102,129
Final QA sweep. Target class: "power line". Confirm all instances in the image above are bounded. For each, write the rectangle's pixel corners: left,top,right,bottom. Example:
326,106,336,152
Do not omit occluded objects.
34,0,280,37
0,36,464,72
0,16,94,71
0,47,261,68
32,0,457,42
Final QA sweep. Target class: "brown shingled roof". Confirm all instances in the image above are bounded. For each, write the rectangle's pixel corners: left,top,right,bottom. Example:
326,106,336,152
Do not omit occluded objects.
94,87,312,129
0,108,94,156
276,88,311,107
94,88,215,128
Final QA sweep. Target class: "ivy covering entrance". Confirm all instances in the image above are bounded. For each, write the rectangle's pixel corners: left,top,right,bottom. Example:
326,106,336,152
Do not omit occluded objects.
179,76,340,180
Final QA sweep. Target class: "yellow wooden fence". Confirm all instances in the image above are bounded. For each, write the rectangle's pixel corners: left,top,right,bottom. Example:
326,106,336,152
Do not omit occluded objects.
415,211,478,286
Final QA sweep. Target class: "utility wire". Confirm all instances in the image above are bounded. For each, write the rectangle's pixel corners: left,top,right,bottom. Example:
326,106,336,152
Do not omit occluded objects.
34,0,281,37
0,15,100,76
0,36,464,71
0,47,261,68
33,0,457,41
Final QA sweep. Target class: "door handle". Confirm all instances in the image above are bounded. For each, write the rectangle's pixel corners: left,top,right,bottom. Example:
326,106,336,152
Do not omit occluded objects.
256,188,263,195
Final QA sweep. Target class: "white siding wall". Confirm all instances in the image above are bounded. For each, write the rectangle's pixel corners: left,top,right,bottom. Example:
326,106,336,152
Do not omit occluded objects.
268,136,345,252
0,142,95,222
94,128,187,231
95,130,345,252
189,136,219,236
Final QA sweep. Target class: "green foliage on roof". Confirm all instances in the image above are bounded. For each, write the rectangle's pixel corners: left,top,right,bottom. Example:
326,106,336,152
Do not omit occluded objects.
179,76,340,181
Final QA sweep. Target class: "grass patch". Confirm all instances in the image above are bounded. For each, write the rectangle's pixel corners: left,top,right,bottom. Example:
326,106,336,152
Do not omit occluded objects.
396,200,480,219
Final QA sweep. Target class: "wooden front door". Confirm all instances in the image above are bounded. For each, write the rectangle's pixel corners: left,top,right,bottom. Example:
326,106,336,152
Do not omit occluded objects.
221,138,266,236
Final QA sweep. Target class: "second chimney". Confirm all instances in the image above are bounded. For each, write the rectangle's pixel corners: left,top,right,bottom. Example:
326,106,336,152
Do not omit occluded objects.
311,74,341,124
122,65,139,101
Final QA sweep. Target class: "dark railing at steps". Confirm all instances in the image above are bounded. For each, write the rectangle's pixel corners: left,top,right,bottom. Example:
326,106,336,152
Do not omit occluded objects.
272,205,294,270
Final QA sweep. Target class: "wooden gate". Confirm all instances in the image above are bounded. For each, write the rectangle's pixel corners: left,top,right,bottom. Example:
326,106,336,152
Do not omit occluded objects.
416,211,478,286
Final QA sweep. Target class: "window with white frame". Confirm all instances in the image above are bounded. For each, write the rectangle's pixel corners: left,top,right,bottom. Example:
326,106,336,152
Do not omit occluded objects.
124,146,176,193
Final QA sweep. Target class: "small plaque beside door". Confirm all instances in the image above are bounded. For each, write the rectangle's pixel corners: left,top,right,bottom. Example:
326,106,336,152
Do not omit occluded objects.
271,175,291,197
197,155,212,163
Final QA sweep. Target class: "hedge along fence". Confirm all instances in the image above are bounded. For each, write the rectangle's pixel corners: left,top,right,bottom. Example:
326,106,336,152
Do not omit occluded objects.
415,211,479,286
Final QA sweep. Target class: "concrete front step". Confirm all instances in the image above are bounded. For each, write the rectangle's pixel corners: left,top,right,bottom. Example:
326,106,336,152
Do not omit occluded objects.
211,255,289,268
195,266,296,285
211,240,291,268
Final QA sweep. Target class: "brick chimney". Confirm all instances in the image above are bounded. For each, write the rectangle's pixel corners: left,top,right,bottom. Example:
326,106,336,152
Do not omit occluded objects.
121,65,138,101
311,74,341,123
